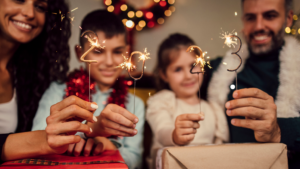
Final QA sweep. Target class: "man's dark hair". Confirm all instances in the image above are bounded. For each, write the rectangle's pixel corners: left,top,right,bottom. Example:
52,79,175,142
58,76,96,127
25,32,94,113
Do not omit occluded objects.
79,10,127,46
241,0,293,14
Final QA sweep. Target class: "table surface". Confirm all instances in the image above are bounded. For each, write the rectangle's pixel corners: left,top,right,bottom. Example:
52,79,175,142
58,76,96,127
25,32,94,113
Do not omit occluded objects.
1,150,128,169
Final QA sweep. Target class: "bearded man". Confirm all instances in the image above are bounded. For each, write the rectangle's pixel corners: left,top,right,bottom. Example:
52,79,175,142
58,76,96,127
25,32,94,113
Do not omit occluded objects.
201,0,300,168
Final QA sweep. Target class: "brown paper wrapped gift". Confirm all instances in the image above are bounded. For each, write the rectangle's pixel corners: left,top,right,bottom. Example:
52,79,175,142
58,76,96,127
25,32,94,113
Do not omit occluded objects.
162,143,288,169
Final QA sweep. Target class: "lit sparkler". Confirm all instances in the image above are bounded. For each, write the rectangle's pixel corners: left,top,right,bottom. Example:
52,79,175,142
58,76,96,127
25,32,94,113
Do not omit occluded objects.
116,48,150,114
80,30,105,102
220,30,243,90
187,45,212,114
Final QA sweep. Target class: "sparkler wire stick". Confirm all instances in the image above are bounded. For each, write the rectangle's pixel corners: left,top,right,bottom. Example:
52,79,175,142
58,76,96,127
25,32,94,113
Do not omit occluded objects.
186,46,211,114
221,33,242,90
116,49,150,114
79,30,105,102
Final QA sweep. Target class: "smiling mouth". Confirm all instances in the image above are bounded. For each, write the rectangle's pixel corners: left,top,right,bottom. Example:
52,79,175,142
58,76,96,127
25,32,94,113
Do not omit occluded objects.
11,20,33,31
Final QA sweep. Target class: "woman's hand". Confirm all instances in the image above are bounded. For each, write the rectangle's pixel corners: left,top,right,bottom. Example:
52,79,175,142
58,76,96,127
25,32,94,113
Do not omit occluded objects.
86,104,139,138
45,96,98,154
67,137,117,157
172,113,204,146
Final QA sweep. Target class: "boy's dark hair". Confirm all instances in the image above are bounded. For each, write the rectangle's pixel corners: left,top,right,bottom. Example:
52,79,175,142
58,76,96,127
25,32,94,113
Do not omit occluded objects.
154,33,197,91
80,10,127,46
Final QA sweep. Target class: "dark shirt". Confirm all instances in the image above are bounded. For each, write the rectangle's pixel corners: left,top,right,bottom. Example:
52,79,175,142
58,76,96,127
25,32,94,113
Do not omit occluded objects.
201,48,300,169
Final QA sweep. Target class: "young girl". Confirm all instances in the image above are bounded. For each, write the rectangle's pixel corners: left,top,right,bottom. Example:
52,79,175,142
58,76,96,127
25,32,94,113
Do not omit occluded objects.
146,33,229,168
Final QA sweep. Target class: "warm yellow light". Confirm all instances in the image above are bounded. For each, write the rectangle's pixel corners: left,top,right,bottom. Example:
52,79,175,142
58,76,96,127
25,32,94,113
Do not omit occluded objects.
298,28,300,34
136,11,143,18
165,10,172,16
169,6,176,12
138,20,146,27
285,27,291,33
126,20,135,28
291,29,296,35
157,18,164,24
105,0,112,6
122,19,128,25
128,11,135,18
168,0,175,4
235,12,237,16
107,6,114,12
154,0,160,3
136,25,143,31
293,15,298,20
120,4,128,11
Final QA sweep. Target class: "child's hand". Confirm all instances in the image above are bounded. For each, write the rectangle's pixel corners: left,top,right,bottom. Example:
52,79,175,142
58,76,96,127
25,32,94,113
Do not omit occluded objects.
67,137,117,156
86,104,139,138
172,113,204,146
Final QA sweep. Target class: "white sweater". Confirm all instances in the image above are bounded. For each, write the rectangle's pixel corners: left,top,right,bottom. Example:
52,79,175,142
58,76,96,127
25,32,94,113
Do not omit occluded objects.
146,90,229,158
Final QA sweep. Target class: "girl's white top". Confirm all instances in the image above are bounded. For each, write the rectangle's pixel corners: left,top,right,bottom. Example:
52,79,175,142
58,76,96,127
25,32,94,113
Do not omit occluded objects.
146,90,229,158
0,90,18,133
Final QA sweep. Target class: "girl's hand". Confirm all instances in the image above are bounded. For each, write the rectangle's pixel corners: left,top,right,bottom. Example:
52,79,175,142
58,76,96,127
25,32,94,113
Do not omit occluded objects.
86,104,139,138
45,96,98,154
172,113,204,146
67,137,117,156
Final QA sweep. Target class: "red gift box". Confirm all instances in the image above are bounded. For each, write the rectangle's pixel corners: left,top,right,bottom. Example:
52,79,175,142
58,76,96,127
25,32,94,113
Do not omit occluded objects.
1,150,128,169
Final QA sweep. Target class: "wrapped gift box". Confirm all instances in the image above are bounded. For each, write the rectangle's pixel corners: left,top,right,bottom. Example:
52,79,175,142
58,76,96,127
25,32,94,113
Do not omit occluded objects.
162,143,288,169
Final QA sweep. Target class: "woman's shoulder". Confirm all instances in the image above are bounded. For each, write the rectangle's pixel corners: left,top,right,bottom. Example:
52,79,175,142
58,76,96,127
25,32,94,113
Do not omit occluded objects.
147,90,176,108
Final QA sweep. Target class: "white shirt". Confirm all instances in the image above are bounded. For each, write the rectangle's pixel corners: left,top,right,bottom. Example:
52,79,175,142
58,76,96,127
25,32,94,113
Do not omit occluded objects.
0,90,18,134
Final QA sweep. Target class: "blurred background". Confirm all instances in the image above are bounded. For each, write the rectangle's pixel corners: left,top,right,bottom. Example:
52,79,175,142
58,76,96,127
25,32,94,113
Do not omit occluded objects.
66,0,300,73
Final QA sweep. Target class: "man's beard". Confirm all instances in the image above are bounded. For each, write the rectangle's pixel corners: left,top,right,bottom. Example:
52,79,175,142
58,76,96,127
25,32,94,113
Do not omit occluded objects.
244,25,285,56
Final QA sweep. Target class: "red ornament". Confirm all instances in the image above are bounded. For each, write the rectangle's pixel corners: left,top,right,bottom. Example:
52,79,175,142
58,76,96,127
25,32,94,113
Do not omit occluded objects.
64,67,128,108
146,12,154,19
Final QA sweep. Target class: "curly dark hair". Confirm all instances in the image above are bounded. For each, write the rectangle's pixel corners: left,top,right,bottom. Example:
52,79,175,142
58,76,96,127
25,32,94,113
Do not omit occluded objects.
7,0,71,132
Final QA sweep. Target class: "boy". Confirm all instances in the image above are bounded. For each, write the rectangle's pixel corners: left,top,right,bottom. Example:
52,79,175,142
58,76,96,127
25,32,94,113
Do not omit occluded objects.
32,10,145,169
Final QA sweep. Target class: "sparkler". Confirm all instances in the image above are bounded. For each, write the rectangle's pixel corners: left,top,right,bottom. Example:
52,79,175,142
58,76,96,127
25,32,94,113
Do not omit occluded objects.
187,46,212,114
116,48,150,114
220,30,242,90
52,7,78,29
80,30,105,102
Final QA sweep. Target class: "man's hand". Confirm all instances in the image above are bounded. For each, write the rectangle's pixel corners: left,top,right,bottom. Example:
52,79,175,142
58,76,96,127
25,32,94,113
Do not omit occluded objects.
172,113,204,146
86,104,139,138
225,88,281,143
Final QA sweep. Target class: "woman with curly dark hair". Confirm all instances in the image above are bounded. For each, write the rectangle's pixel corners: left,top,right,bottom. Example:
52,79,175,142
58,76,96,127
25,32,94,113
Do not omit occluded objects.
0,0,98,162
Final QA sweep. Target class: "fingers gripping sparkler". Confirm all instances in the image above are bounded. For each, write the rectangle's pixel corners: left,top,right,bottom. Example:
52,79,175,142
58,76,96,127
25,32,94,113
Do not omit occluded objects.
116,49,150,114
187,46,212,115
80,30,105,102
220,31,242,90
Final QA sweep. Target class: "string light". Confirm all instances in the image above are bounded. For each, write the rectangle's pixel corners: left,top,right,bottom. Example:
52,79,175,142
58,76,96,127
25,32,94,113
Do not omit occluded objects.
139,20,146,27
235,12,237,16
291,29,296,35
121,4,128,11
107,6,114,12
126,20,135,28
168,0,175,4
122,19,128,25
136,11,143,18
157,18,165,24
136,25,143,31
128,11,135,18
165,10,172,16
105,0,112,6
154,0,160,2
293,15,298,21
146,12,154,19
169,6,176,12
298,28,300,34
160,1,167,7
285,27,291,34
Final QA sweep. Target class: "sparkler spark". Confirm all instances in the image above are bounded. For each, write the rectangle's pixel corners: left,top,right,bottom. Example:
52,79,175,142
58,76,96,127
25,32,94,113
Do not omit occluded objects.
187,46,212,73
220,30,242,72
51,7,78,29
80,30,105,63
116,55,134,71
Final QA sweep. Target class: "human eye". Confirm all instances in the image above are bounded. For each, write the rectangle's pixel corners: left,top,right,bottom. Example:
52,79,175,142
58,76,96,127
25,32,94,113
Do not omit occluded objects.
114,50,123,55
35,2,47,13
13,0,25,4
264,12,278,20
93,48,103,54
244,14,256,22
174,67,182,72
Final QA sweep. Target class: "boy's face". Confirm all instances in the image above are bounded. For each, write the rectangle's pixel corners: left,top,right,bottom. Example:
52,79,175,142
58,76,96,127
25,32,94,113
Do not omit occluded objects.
76,31,128,90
